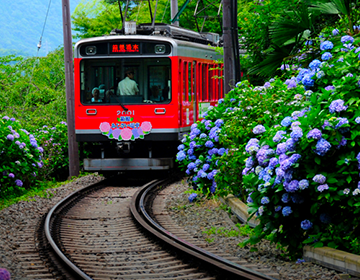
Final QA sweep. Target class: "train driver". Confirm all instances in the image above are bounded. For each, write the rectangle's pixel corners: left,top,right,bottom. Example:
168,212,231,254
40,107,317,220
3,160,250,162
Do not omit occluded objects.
117,69,139,95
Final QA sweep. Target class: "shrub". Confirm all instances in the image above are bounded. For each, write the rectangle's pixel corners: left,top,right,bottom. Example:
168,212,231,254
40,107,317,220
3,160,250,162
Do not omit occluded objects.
0,115,43,198
34,121,70,181
216,79,306,200
242,32,360,257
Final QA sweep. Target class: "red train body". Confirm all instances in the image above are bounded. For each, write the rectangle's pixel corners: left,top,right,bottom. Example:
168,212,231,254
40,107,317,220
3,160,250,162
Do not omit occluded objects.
73,24,223,172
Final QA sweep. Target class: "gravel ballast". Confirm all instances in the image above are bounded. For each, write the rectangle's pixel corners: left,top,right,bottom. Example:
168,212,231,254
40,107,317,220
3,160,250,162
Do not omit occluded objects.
0,175,355,279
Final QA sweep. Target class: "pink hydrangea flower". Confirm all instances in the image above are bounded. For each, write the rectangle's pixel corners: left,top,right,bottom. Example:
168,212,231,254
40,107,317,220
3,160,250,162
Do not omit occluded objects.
100,122,111,132
121,128,133,140
112,129,121,139
141,121,152,132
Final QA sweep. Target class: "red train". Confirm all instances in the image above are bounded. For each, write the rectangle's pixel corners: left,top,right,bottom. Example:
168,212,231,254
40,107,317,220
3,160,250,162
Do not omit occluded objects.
73,23,224,172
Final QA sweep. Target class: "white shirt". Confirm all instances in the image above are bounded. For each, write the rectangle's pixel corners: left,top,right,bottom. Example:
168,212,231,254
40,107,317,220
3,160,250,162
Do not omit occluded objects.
117,77,139,95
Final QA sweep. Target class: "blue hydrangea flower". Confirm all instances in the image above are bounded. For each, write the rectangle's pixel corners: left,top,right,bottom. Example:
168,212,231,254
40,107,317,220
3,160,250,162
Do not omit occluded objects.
275,206,282,212
261,196,270,204
285,180,299,193
309,59,321,70
313,174,326,184
218,98,224,104
321,52,332,61
188,193,198,202
215,119,224,128
281,117,293,127
176,151,186,161
314,138,331,156
341,35,354,44
332,29,339,36
188,162,196,170
320,41,334,51
273,130,286,143
282,206,292,217
290,128,303,142
335,117,349,129
301,220,313,230
299,179,309,190
202,163,210,172
177,144,185,151
281,193,290,203
355,117,360,124
302,74,315,87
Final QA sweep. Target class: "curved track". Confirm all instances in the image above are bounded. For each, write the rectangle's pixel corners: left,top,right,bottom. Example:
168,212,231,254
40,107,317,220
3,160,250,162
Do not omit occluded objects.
41,176,278,279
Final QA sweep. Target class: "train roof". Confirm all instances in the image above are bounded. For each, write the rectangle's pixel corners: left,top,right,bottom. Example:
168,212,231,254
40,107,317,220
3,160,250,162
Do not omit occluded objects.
74,23,220,48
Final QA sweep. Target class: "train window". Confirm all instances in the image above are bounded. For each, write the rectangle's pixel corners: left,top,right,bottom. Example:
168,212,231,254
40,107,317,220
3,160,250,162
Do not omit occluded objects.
202,64,207,101
183,61,187,102
192,61,196,103
79,57,171,105
208,65,213,101
188,62,192,102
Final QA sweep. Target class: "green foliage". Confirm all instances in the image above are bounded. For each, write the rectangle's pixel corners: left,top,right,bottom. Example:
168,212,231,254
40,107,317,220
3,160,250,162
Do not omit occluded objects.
72,0,222,40
0,48,67,131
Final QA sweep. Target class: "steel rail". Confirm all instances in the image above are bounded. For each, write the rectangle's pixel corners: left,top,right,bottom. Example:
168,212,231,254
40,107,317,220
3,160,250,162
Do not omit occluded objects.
130,178,277,280
44,180,105,280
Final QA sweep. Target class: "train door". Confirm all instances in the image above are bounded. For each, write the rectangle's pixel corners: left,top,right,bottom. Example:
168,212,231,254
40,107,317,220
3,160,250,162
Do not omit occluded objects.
179,59,195,128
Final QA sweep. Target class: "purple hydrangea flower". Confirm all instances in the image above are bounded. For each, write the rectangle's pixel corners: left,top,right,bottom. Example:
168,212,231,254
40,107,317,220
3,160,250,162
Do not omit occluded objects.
335,117,349,129
205,140,214,148
273,130,286,143
253,125,266,134
299,179,309,190
314,138,331,156
332,29,339,36
329,99,347,113
307,128,322,140
320,41,334,51
188,162,196,170
285,180,299,193
6,134,14,141
15,179,23,187
313,174,326,184
276,143,287,155
301,220,313,230
317,184,329,192
282,206,292,216
269,157,279,168
290,128,303,141
8,173,15,178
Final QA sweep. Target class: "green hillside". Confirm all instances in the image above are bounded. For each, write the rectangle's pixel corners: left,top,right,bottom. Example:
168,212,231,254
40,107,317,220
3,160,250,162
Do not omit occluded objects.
0,0,81,57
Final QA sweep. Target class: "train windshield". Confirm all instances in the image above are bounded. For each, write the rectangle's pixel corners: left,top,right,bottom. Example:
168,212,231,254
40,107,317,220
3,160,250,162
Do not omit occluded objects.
79,58,171,105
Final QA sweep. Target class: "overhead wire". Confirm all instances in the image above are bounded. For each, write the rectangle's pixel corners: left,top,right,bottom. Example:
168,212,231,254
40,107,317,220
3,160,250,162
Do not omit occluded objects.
28,0,52,96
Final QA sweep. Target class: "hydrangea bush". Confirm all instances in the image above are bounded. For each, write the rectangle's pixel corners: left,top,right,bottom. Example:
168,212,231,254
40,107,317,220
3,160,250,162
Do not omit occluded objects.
216,79,306,199
242,32,360,257
34,121,70,180
0,116,44,197
176,105,227,197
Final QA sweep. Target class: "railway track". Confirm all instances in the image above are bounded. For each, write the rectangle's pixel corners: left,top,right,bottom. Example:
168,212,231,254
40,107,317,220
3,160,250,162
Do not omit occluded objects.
18,175,279,279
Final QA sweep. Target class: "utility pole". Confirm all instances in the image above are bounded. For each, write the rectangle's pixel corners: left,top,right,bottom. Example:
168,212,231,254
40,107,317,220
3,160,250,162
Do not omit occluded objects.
222,0,235,94
62,0,80,178
171,0,179,26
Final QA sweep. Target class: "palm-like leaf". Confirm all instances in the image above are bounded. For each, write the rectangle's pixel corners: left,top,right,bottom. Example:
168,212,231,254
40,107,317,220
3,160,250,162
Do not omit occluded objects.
248,44,293,77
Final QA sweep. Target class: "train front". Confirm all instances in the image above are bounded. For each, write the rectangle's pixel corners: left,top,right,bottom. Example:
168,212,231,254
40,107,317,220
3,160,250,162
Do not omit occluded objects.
74,35,179,172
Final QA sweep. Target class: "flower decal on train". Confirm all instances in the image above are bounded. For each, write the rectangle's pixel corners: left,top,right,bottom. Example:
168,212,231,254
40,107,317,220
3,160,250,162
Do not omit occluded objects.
99,121,152,141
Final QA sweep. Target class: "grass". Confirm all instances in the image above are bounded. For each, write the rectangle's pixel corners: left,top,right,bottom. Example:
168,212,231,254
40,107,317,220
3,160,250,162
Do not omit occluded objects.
0,172,94,211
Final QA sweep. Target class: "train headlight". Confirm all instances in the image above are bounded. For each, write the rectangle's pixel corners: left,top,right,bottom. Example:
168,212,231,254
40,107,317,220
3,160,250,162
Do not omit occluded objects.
155,44,165,54
85,46,97,55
